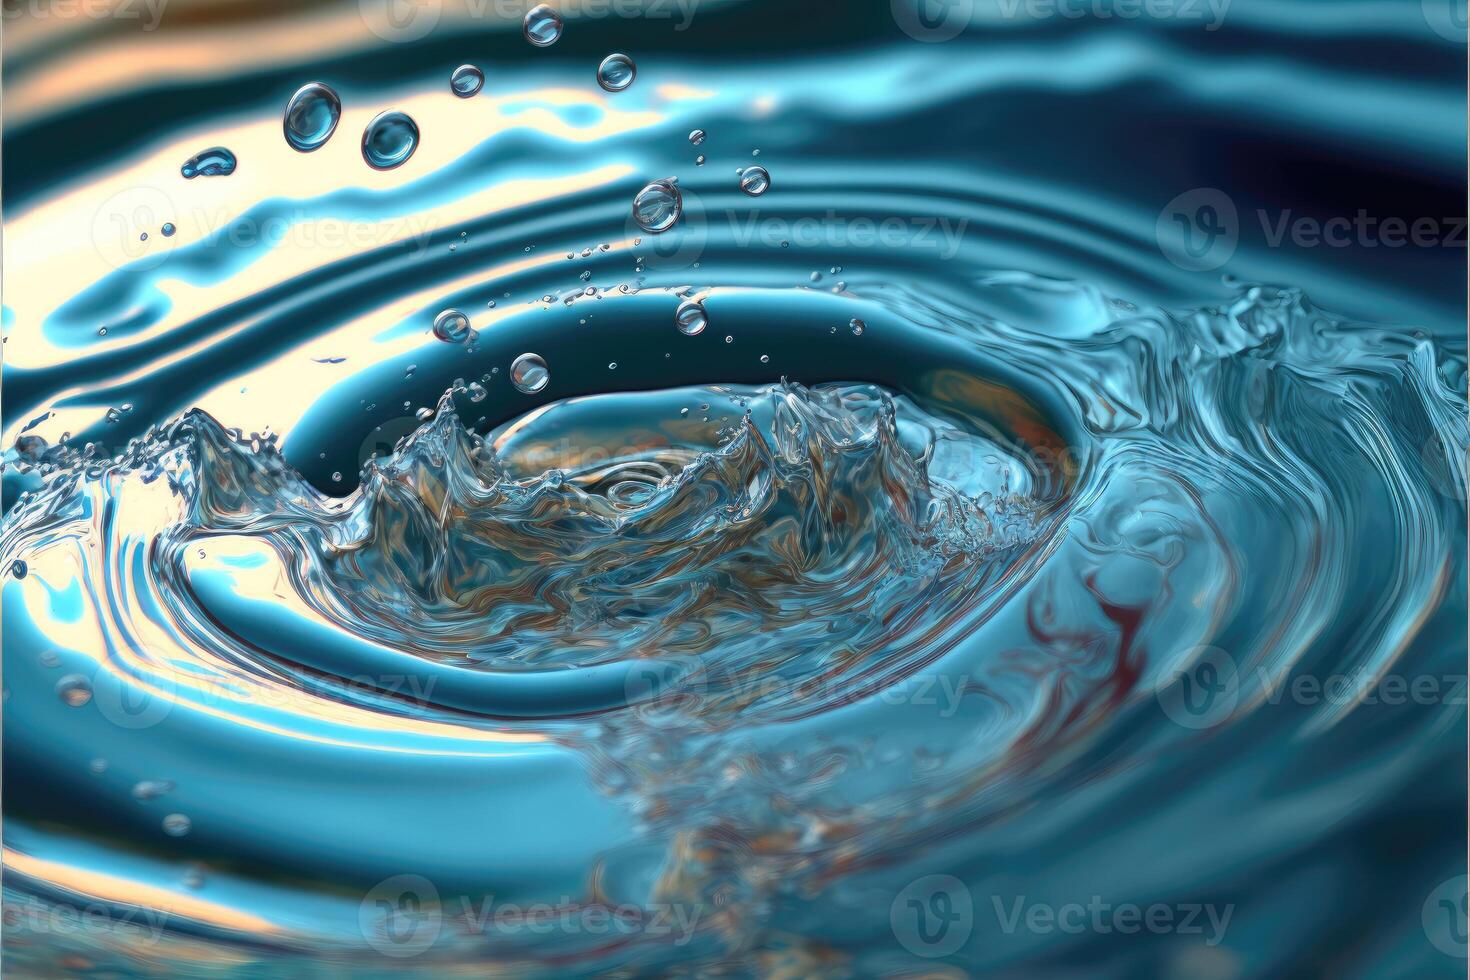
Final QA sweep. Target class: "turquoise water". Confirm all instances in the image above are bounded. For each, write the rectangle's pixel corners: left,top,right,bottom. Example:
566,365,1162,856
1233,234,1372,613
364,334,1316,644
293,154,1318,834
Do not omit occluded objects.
2,0,1466,976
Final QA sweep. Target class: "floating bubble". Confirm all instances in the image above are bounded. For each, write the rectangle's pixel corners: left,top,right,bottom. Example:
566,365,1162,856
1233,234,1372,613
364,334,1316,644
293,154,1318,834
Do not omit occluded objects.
283,82,341,152
632,178,682,233
760,354,770,363
523,4,563,46
451,64,484,97
433,308,472,343
675,299,707,336
161,222,176,237
739,165,771,196
597,53,636,92
162,813,192,837
362,111,419,170
689,129,706,145
56,674,92,707
850,317,866,336
510,353,550,393
180,146,236,179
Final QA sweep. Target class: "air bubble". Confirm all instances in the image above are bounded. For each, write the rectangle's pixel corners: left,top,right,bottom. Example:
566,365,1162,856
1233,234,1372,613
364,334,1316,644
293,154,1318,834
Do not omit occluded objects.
511,353,550,393
283,82,341,152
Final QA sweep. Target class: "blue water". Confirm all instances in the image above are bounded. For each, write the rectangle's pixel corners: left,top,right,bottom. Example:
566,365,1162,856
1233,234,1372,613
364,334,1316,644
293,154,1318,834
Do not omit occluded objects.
2,0,1466,976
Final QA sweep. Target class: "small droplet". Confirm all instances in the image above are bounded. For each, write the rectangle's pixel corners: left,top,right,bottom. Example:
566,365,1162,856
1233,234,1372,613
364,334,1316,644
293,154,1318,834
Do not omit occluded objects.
675,299,707,336
56,674,92,707
689,129,706,146
283,82,341,152
632,179,682,233
451,64,484,97
695,154,706,166
161,223,176,237
739,165,770,196
180,146,236,179
89,758,109,775
760,354,770,363
524,4,563,46
39,649,60,668
510,353,550,393
850,317,866,336
331,471,343,482
162,813,192,837
597,53,636,92
362,111,419,170
433,308,471,343
10,559,27,579
139,232,149,242
608,361,617,370
132,779,174,801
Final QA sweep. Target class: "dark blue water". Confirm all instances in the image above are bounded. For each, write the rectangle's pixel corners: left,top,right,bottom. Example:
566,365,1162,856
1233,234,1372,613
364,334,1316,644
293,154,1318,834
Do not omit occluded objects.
2,0,1466,976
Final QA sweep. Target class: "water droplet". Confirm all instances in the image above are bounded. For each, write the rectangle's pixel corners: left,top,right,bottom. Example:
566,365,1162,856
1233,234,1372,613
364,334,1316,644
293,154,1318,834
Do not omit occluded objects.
132,779,174,801
850,317,865,336
451,64,484,97
510,353,550,394
361,111,419,170
283,82,341,152
89,758,108,775
56,674,92,707
331,471,343,482
597,53,636,92
523,3,563,46
10,559,27,578
760,354,770,363
433,308,471,343
632,178,682,233
739,165,770,196
724,335,734,343
675,299,707,336
162,813,192,837
39,649,60,667
695,154,706,166
608,361,618,370
689,129,706,145
180,146,236,179
161,222,176,237
139,232,149,242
